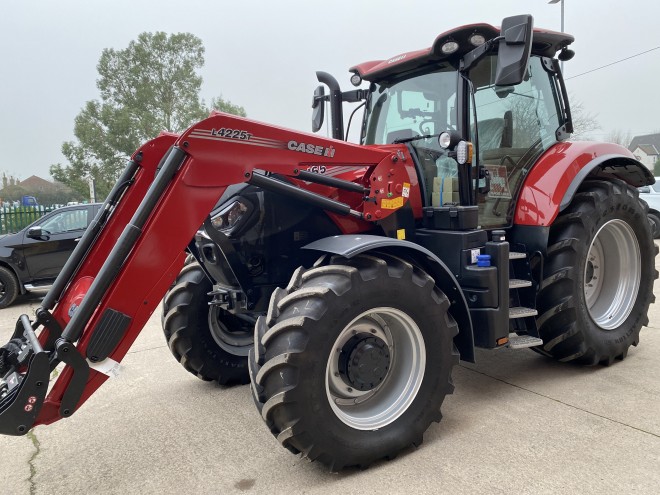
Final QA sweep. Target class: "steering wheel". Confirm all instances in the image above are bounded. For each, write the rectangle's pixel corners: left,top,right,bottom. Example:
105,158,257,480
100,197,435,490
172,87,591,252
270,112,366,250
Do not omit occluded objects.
418,120,435,136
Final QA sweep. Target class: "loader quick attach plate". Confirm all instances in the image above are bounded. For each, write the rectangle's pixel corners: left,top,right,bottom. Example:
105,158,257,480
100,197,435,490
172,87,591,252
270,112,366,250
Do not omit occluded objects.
0,315,50,436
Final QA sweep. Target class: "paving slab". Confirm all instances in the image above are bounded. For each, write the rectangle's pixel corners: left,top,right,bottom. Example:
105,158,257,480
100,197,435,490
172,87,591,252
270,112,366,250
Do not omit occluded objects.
0,258,659,495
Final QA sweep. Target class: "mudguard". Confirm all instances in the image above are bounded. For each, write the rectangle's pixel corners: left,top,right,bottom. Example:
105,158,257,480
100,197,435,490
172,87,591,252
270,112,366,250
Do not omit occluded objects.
303,234,475,363
514,141,653,226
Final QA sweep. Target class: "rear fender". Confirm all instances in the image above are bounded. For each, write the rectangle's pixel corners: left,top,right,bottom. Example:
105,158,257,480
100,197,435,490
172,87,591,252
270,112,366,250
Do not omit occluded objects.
303,235,475,363
514,141,653,226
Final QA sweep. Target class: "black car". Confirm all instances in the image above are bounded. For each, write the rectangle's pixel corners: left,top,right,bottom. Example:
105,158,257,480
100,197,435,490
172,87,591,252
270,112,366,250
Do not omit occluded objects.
0,203,101,308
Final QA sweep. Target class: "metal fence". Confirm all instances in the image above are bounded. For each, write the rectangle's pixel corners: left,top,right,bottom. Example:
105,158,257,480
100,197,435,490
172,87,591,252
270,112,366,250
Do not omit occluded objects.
0,206,54,235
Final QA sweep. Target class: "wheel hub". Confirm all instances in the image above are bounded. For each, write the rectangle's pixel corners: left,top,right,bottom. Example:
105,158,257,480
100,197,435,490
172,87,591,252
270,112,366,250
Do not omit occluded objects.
326,308,426,430
338,333,390,391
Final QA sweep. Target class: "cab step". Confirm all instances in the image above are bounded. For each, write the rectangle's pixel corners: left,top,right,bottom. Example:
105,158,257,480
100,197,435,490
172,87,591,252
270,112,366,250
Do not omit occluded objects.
509,306,538,319
509,278,532,289
507,334,544,349
509,251,526,260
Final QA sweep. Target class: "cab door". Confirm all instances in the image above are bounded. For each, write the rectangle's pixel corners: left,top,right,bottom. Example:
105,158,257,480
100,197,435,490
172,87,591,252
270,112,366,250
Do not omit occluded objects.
468,55,563,228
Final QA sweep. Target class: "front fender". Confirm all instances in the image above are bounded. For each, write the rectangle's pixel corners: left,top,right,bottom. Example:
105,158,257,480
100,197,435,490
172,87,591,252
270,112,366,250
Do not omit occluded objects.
303,234,475,363
514,141,653,226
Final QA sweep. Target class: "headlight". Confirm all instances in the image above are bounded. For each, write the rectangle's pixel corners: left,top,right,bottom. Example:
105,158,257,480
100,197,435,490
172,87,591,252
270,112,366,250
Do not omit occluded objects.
210,200,249,234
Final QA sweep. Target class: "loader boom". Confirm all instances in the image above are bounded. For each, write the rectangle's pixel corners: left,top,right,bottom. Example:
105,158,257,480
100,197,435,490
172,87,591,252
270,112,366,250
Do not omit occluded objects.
0,112,412,434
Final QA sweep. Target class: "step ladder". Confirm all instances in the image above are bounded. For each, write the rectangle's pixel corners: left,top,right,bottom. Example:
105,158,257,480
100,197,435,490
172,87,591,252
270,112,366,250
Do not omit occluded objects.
507,334,544,349
506,250,542,349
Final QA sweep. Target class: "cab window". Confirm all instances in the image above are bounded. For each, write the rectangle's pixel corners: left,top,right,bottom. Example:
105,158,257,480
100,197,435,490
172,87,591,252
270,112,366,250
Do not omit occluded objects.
40,208,88,235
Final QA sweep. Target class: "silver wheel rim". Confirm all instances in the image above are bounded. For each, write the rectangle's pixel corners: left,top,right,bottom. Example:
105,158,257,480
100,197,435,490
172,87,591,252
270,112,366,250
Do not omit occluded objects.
584,219,641,330
325,307,426,430
208,308,253,356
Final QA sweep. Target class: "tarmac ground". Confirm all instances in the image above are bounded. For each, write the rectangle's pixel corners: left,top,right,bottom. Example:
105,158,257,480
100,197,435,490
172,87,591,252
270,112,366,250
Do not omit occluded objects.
1,260,659,495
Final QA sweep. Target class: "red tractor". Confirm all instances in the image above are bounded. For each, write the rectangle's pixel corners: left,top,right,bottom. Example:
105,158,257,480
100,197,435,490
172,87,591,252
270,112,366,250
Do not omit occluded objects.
0,15,656,471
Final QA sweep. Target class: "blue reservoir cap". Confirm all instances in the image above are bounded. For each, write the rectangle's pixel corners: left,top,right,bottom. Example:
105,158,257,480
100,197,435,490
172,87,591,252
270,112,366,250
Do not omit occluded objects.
476,254,491,267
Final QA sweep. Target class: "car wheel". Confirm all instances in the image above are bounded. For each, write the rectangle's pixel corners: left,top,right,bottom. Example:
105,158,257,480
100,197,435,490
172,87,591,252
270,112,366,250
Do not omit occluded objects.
0,267,19,309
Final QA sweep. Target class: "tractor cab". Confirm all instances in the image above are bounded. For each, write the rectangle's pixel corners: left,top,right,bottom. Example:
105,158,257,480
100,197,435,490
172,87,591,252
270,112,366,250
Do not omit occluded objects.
314,15,575,229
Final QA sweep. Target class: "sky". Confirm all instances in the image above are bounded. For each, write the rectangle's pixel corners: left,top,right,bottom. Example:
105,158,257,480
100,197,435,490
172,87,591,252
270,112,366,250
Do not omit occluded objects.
0,0,659,181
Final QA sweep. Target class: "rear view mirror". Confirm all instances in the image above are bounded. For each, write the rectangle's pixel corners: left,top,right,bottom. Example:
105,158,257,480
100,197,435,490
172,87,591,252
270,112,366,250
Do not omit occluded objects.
495,14,534,86
311,85,326,133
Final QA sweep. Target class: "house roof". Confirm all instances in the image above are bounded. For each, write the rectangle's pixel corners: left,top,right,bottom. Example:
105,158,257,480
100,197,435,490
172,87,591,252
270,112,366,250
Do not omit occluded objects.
635,144,659,156
629,133,660,154
17,175,70,192
18,175,55,191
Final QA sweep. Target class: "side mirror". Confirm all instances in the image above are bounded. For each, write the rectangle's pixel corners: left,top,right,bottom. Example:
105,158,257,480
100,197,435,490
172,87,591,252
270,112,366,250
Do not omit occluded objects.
27,226,45,239
495,14,534,86
311,85,326,133
639,186,651,194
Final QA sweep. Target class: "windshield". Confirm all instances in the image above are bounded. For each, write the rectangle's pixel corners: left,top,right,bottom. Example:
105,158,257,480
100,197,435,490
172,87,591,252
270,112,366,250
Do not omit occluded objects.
363,67,460,205
363,66,458,145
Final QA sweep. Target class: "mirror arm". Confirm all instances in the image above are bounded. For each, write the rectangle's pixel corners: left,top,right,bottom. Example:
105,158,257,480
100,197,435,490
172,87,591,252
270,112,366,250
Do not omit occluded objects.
316,71,344,140
462,36,503,73
341,89,368,103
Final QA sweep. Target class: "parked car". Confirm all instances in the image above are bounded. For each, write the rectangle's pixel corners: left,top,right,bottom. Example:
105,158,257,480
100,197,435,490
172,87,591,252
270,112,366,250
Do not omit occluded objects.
638,179,660,239
0,203,101,308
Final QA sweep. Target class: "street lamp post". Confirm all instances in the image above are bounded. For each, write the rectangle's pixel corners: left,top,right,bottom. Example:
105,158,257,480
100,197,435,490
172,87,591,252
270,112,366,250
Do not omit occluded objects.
548,0,565,72
548,0,564,33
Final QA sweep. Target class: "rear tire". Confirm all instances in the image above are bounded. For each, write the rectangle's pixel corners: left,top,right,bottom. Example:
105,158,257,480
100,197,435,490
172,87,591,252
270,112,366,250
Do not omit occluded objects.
0,267,19,309
249,253,458,470
162,263,252,385
647,212,660,239
536,179,657,365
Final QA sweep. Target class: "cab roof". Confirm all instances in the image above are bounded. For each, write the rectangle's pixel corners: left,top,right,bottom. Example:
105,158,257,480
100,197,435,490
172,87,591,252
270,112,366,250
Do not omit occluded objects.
350,23,574,82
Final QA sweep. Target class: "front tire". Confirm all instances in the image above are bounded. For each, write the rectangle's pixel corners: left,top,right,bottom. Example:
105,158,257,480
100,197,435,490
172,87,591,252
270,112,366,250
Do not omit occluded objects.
249,253,458,470
162,263,252,385
536,179,657,365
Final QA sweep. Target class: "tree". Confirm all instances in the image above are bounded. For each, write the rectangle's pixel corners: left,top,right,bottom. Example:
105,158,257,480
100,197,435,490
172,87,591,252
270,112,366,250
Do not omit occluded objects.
209,96,246,118
569,99,600,139
604,129,633,147
51,32,246,199
654,158,660,177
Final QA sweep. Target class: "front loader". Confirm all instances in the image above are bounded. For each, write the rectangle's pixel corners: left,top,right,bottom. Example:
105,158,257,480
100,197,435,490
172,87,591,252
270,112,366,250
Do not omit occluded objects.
1,14,656,470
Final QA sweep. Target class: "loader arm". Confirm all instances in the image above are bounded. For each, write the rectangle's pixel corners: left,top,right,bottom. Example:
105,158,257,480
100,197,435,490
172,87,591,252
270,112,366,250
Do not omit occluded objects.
0,112,415,435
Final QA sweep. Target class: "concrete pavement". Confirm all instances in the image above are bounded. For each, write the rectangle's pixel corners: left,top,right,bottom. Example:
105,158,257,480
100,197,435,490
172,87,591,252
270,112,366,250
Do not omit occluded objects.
1,267,659,495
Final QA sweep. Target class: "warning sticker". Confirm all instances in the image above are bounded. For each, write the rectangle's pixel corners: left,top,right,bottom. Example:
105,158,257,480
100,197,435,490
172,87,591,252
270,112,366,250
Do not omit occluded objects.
402,182,410,198
381,197,404,209
485,165,512,199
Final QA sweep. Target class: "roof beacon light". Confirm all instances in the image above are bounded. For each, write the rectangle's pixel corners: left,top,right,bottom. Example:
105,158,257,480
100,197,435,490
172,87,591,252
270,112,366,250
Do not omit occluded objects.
350,73,362,87
441,40,459,55
469,33,486,46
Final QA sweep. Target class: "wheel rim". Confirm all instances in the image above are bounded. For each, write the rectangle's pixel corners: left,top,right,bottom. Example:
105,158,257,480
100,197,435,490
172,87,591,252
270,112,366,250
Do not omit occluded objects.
208,308,254,357
584,219,641,330
325,307,426,430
